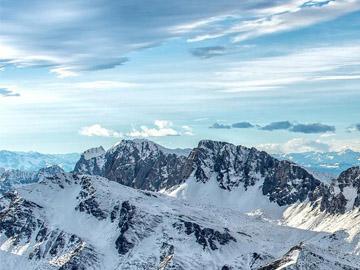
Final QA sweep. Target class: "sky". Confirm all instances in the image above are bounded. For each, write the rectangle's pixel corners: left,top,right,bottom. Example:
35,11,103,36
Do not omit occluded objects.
1,0,360,154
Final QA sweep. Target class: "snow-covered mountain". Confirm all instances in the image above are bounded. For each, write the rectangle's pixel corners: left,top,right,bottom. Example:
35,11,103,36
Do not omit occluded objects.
0,150,79,172
1,171,360,269
0,165,65,193
2,139,360,269
274,150,360,176
74,139,190,191
75,139,353,217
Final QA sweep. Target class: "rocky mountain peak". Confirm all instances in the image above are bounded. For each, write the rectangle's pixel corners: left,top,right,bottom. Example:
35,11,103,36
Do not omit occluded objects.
82,146,105,160
72,139,360,213
336,166,360,190
74,146,106,176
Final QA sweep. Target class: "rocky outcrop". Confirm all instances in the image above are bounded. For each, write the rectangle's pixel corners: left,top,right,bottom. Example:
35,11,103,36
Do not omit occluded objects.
103,140,189,191
184,140,322,206
173,219,237,251
73,146,106,176
0,191,100,270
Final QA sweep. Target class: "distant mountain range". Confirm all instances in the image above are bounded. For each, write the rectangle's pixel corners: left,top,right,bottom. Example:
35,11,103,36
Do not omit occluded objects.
1,147,359,177
1,139,360,269
274,149,360,176
0,150,79,172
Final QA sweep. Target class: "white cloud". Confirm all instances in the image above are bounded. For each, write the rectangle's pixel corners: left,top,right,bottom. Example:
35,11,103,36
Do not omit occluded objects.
187,0,360,43
258,138,330,153
127,120,179,138
79,124,123,138
182,125,194,136
213,44,360,92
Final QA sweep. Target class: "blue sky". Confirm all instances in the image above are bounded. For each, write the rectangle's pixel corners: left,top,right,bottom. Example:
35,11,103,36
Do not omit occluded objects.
1,0,360,153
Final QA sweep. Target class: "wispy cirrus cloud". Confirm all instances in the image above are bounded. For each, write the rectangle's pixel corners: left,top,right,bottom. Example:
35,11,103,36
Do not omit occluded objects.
186,0,360,43
1,0,358,77
215,44,360,92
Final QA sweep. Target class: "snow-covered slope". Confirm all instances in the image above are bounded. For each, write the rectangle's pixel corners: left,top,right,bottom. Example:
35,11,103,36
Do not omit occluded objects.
1,171,359,269
0,150,79,172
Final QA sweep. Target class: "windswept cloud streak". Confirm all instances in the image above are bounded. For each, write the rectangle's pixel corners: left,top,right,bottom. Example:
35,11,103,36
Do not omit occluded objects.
216,44,360,92
187,0,360,43
1,0,359,77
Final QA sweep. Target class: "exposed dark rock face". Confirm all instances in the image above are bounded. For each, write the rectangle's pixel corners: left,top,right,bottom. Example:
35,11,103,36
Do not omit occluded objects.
115,201,136,255
103,140,188,191
73,147,106,176
0,193,42,244
186,140,322,206
337,166,360,209
75,139,322,207
310,166,360,214
59,246,100,270
173,219,236,251
158,242,175,269
74,140,189,191
0,190,100,269
76,196,107,220
337,166,360,189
